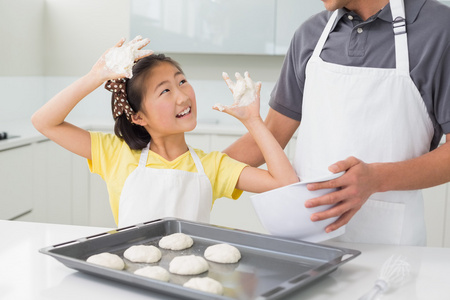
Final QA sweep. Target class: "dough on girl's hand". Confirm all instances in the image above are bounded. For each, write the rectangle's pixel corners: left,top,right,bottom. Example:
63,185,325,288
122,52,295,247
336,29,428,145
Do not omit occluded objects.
123,245,162,263
158,233,194,250
213,71,259,111
86,252,125,270
204,243,241,264
183,277,224,295
134,266,170,282
169,255,209,275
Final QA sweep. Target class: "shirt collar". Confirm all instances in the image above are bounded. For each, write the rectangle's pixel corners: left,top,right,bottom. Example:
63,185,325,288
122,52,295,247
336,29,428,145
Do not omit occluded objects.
378,0,426,24
332,0,426,27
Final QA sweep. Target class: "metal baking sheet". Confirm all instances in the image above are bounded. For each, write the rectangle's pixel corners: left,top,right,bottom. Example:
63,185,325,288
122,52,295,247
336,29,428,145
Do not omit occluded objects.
39,218,360,299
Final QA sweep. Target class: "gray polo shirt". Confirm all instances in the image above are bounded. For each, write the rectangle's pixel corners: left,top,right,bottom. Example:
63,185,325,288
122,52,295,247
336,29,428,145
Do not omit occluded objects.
270,0,450,150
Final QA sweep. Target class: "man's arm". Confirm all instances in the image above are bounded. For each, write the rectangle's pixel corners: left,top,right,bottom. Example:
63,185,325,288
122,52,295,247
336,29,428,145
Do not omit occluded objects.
224,108,300,167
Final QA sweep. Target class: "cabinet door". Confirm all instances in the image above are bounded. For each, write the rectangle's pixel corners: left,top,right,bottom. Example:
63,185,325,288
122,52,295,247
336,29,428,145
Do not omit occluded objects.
423,184,447,247
38,141,73,224
72,153,90,226
89,174,116,228
131,0,276,54
275,0,325,54
445,185,450,248
0,144,33,220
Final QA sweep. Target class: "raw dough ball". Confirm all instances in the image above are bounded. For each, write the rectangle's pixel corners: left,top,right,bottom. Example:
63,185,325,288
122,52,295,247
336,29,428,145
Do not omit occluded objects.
86,252,125,270
123,245,161,263
204,243,241,264
169,255,209,275
159,233,193,250
183,277,224,295
134,266,170,282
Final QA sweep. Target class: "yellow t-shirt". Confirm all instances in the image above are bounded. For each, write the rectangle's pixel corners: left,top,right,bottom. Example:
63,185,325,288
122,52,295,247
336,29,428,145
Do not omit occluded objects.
88,132,247,224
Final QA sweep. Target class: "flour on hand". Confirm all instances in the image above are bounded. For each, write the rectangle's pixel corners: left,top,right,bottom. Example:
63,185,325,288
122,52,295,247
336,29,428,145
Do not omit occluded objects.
104,35,153,78
213,71,259,111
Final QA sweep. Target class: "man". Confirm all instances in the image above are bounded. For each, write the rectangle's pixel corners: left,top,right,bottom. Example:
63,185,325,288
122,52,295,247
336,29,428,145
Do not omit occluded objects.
225,0,450,245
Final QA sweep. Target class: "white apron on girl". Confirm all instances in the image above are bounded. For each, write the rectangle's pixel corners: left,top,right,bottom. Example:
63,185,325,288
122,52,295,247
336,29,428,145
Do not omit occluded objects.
118,143,212,227
294,0,434,245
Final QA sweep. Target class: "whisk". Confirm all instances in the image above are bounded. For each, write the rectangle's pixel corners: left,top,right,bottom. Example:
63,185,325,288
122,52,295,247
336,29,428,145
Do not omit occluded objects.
359,254,411,300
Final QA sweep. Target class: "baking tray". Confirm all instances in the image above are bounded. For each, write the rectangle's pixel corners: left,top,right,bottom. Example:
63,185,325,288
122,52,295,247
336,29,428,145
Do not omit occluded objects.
39,218,360,299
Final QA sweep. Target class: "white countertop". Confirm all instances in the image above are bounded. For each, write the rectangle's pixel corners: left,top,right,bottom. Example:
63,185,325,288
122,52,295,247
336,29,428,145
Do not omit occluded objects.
1,220,449,300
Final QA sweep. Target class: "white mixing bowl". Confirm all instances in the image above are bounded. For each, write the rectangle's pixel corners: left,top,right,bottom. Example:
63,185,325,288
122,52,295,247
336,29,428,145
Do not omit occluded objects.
251,172,346,243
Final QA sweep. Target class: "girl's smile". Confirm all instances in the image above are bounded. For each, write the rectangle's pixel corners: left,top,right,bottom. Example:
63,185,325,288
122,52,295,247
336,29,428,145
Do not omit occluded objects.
176,106,191,118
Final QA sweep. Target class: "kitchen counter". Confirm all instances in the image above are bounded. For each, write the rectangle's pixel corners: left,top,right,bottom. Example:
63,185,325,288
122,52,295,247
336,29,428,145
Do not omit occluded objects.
1,220,448,300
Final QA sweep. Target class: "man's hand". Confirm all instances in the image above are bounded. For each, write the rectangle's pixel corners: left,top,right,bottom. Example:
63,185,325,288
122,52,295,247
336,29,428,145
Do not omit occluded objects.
304,156,382,232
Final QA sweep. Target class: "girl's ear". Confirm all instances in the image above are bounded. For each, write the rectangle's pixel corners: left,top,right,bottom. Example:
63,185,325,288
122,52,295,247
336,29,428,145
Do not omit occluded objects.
131,112,147,126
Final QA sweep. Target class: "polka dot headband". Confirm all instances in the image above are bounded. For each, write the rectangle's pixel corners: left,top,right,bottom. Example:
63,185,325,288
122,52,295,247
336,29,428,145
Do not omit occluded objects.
105,78,134,121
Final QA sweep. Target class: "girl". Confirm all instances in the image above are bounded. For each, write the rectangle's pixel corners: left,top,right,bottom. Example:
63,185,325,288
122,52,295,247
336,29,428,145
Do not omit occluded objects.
32,37,299,227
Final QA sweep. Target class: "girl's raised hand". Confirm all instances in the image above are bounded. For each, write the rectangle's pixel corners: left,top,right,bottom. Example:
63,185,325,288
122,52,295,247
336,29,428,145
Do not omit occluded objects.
90,36,153,82
213,72,262,123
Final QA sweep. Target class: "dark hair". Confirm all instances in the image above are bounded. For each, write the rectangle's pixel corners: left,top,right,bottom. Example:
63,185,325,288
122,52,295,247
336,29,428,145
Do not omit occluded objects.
112,54,184,150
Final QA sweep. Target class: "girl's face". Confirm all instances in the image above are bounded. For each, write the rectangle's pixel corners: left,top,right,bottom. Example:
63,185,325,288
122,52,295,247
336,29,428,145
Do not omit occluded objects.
134,62,197,138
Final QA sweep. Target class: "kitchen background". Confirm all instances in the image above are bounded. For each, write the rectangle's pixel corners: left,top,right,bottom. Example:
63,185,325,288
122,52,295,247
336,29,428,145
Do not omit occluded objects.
1,0,450,247
0,0,325,125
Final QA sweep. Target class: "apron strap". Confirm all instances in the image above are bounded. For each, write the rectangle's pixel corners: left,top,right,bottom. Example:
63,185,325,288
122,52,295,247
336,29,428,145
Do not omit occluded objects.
390,0,409,74
138,142,151,167
311,10,338,59
188,146,206,175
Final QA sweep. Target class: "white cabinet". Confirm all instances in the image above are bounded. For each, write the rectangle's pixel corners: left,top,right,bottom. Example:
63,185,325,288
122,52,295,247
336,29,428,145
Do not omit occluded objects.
423,184,448,247
131,0,325,55
89,173,116,227
41,141,73,224
0,144,33,220
131,0,276,55
275,0,324,54
445,186,450,247
29,140,84,225
71,153,90,225
10,140,115,227
36,140,115,227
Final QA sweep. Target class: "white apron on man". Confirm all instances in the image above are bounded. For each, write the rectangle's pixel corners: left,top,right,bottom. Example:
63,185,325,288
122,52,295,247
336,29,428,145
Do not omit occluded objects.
118,143,212,227
294,0,434,245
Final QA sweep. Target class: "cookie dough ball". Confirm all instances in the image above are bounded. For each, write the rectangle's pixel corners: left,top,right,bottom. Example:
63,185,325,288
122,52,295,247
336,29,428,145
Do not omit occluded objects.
134,266,170,282
204,243,241,264
159,233,193,250
124,245,161,263
169,255,209,275
86,252,125,270
183,277,223,295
